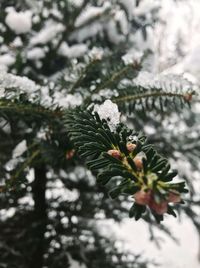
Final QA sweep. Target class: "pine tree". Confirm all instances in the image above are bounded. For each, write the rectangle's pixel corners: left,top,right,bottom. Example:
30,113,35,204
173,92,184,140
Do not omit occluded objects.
0,1,199,268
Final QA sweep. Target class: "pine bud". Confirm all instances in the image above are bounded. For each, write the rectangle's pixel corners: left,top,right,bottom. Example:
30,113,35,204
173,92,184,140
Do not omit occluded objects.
133,157,143,170
184,93,193,102
126,142,136,152
134,190,152,205
149,199,168,215
107,149,121,160
167,190,181,203
66,149,75,160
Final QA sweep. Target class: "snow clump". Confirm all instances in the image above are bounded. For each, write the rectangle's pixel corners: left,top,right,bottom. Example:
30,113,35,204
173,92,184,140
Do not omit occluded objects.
95,99,120,131
5,8,32,34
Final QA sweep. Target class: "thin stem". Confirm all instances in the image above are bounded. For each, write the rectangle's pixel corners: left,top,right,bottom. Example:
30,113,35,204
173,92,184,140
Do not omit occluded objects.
70,59,100,93
0,100,63,119
92,65,133,94
0,149,40,192
13,150,40,179
114,91,188,103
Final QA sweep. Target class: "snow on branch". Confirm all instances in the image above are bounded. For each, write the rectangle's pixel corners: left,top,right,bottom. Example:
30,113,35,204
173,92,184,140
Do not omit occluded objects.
0,71,37,97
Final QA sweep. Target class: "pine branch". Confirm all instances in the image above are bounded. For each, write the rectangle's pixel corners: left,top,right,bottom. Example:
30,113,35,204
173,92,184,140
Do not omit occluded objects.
92,63,140,94
70,58,101,93
52,0,90,52
0,149,40,193
73,3,111,30
65,108,188,223
115,91,191,103
0,99,63,120
54,1,111,53
113,84,194,114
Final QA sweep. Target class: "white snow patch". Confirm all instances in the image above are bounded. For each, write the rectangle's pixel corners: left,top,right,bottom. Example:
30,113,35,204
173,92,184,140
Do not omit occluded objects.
75,2,111,27
69,0,84,8
114,10,129,35
106,20,125,44
0,71,37,95
46,179,79,202
27,47,45,60
133,71,194,92
30,21,65,45
11,37,23,47
12,140,27,158
133,0,160,17
89,47,104,60
119,0,135,19
122,50,143,65
0,54,15,67
18,195,34,206
58,42,88,58
70,22,103,42
95,100,120,131
5,8,32,34
40,86,53,107
0,208,16,221
53,92,83,108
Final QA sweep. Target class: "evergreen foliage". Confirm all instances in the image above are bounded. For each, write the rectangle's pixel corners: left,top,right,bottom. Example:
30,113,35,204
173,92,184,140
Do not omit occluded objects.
65,108,187,223
0,0,199,268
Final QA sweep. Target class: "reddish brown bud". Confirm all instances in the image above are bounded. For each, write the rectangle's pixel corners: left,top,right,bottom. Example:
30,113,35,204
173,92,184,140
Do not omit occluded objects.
66,149,75,160
184,93,193,102
167,190,181,203
134,190,152,205
149,199,168,215
133,157,143,170
126,143,137,152
107,149,121,160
